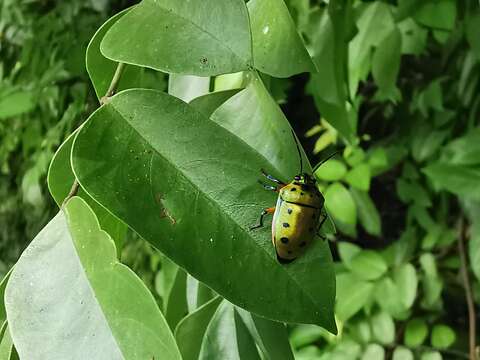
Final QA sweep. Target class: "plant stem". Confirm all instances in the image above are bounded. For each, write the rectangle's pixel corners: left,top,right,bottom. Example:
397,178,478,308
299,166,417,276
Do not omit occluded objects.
458,217,477,360
62,62,126,206
101,62,126,104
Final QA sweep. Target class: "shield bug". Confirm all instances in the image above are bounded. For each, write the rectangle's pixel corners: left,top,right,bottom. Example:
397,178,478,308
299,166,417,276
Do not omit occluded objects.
250,131,336,264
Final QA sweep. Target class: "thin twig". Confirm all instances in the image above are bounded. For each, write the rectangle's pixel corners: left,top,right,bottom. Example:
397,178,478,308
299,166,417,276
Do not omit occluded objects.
458,217,477,360
100,62,126,105
62,62,126,207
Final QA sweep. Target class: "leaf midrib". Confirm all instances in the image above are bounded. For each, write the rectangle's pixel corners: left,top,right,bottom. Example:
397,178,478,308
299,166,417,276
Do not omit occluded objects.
105,93,323,322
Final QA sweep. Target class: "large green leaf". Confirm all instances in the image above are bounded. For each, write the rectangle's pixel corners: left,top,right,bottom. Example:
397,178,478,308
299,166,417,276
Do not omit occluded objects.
248,0,315,77
86,7,166,100
100,0,252,76
47,130,127,249
199,302,261,360
72,89,336,330
5,197,180,360
175,296,223,360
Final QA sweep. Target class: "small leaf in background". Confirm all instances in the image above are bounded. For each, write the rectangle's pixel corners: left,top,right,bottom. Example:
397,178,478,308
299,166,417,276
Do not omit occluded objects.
372,27,402,102
248,0,315,77
336,273,374,321
404,318,428,347
337,242,361,267
423,162,480,200
348,1,395,95
350,188,381,236
199,302,261,360
168,74,210,102
466,12,480,60
351,319,371,344
370,311,395,345
398,18,427,56
396,179,431,207
5,197,180,360
374,277,408,319
101,0,252,76
349,250,388,281
414,0,456,31
420,351,442,360
393,263,417,309
0,90,35,119
392,346,414,360
361,343,385,360
430,324,456,349
345,163,371,191
441,128,480,166
344,147,367,168
289,324,325,349
175,297,222,360
415,80,444,117
411,129,449,163
314,159,347,181
325,182,357,235
368,147,389,176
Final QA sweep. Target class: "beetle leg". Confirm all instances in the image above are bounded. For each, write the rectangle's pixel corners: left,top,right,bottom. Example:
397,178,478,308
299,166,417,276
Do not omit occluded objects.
316,213,328,241
250,207,276,230
257,180,280,192
260,168,286,186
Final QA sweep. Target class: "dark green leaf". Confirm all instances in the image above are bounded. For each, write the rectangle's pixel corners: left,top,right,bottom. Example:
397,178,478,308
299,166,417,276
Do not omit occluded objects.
165,268,188,330
469,222,480,281
0,91,35,119
349,250,387,280
101,0,252,76
72,89,336,330
314,159,347,181
370,311,395,344
441,129,480,166
350,189,381,236
248,0,315,77
414,0,456,31
336,273,373,321
361,343,384,360
5,197,180,359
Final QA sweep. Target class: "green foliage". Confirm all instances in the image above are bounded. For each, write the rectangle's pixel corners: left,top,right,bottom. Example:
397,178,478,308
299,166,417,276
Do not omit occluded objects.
1,0,479,358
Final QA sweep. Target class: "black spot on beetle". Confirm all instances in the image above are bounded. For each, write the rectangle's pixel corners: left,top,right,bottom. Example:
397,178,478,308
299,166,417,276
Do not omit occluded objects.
283,223,290,228
287,208,293,214
309,227,314,233
290,187,297,191
288,250,293,254
280,237,289,244
300,241,307,247
300,192,305,195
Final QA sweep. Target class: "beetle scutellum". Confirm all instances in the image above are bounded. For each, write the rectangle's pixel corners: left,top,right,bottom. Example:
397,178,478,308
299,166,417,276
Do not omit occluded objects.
251,131,336,264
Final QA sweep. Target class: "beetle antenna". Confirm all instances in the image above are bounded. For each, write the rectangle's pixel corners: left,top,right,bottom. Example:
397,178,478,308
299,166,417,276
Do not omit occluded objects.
291,129,303,174
312,151,339,173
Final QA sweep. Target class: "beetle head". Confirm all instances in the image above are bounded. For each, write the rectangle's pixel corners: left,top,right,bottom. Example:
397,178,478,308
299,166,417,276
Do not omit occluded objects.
294,173,316,185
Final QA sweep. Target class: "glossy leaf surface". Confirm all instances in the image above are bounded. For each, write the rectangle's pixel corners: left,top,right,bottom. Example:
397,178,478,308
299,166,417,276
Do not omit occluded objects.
72,89,336,330
100,0,252,76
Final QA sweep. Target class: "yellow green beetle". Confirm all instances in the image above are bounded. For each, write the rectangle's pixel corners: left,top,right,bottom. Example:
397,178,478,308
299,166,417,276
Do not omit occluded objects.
251,132,334,264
